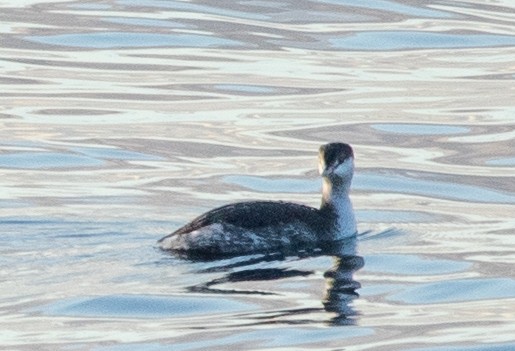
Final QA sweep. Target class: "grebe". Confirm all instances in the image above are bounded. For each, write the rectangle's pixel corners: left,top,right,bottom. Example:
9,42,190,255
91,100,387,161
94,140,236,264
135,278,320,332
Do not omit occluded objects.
158,142,357,257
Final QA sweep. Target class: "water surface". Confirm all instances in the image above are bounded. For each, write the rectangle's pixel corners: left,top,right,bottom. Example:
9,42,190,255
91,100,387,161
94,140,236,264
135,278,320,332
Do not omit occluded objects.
1,0,514,350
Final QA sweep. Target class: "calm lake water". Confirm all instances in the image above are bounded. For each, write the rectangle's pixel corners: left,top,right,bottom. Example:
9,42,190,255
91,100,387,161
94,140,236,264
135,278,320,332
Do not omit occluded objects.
1,0,514,350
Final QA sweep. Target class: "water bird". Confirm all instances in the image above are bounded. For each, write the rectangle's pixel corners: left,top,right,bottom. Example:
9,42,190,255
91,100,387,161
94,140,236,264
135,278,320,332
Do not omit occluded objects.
158,142,357,257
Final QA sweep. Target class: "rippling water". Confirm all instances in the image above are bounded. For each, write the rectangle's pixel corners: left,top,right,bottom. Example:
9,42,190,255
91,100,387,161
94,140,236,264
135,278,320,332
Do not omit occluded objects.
1,0,514,350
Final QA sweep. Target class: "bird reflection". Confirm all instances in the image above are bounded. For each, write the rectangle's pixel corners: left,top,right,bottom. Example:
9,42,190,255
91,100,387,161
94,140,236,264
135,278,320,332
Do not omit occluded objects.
322,253,364,325
321,237,363,325
187,237,363,325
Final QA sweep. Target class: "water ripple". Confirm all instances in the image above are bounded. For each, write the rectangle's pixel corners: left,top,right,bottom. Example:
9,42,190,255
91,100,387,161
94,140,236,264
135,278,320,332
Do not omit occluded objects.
318,0,454,18
330,31,515,51
26,32,244,49
40,294,256,318
389,278,515,304
223,173,515,204
1,0,515,350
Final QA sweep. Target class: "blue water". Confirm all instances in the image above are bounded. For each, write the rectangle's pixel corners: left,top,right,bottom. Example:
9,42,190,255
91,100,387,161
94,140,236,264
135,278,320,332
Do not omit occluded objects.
224,173,515,203
44,294,256,318
1,0,514,350
371,124,470,135
330,31,515,50
28,32,244,48
318,0,452,18
389,278,515,304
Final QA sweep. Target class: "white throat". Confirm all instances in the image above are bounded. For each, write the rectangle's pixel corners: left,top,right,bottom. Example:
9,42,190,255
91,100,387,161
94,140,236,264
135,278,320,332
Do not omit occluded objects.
321,177,357,239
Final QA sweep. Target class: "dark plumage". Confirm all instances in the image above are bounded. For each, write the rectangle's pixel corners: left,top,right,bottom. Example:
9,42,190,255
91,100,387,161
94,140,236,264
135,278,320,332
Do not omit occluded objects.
170,201,330,235
320,143,354,167
159,142,357,258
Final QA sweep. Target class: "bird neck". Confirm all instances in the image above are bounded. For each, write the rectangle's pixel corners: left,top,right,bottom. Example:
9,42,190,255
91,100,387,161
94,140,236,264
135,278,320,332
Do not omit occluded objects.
321,177,357,238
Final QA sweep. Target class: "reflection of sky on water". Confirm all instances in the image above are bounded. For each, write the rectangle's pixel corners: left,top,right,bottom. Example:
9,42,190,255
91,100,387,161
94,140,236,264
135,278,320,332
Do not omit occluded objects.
27,32,243,48
364,254,470,275
91,326,374,351
31,30,515,52
70,147,163,161
118,0,269,20
0,145,161,169
3,0,515,349
358,173,515,204
224,174,515,204
331,31,515,50
215,84,278,94
0,152,104,169
389,278,515,304
358,210,436,223
41,294,255,318
90,327,373,351
318,0,452,18
404,343,515,351
224,175,317,193
372,124,470,135
68,3,112,10
17,109,208,124
102,17,188,29
486,157,515,166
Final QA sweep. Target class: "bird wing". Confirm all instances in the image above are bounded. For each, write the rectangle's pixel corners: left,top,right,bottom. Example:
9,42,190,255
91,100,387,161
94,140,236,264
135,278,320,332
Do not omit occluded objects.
171,201,323,235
